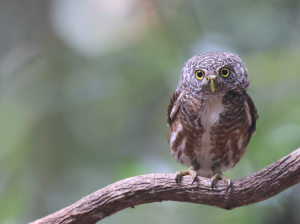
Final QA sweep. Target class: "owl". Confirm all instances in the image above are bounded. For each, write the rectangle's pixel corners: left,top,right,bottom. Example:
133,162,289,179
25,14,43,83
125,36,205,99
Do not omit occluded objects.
167,52,258,191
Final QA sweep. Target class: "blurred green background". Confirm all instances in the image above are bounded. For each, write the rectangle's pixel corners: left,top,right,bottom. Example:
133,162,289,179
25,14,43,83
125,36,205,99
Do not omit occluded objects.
0,0,300,223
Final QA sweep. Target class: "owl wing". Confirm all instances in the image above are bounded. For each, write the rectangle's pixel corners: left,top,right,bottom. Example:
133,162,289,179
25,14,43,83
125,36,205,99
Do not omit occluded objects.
167,91,182,126
243,90,259,139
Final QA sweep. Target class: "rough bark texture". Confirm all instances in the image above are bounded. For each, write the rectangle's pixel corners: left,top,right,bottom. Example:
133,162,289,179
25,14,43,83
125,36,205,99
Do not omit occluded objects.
30,148,300,224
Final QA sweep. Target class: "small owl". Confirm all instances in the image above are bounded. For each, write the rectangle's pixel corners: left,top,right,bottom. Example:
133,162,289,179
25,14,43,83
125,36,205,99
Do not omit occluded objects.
167,52,258,191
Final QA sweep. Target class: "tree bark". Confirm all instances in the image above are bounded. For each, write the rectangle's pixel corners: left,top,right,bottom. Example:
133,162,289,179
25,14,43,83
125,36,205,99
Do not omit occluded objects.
30,148,300,224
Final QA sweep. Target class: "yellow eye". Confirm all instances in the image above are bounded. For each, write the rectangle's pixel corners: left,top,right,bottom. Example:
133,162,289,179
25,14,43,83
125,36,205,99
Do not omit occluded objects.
195,70,205,80
220,67,230,78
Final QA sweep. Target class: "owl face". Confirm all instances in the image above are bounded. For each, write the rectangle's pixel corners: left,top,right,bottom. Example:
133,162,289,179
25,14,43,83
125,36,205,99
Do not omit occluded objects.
177,52,250,96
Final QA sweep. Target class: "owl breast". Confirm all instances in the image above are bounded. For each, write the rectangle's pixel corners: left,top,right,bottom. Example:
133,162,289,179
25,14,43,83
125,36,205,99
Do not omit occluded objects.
168,90,252,178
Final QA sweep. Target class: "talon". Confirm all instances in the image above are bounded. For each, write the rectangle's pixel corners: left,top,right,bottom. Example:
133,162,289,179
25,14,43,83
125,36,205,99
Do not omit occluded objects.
211,172,231,192
174,167,197,185
211,178,214,190
211,173,219,191
175,173,179,185
226,179,231,192
191,172,197,185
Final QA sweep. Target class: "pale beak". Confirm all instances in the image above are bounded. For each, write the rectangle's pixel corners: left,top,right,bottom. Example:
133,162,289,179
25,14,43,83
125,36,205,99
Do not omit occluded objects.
210,79,215,93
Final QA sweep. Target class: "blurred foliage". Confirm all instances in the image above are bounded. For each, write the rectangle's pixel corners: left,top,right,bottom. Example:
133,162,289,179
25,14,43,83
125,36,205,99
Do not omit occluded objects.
0,0,300,223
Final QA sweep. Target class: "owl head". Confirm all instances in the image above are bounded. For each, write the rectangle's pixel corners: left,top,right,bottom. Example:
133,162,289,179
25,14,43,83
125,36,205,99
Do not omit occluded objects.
177,52,250,96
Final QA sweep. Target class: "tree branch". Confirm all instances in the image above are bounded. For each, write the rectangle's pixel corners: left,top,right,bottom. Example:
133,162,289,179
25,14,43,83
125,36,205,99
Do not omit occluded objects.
30,148,300,224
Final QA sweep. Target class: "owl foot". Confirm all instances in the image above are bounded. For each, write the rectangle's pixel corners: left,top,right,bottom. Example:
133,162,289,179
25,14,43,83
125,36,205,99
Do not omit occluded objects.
211,172,231,192
175,167,197,185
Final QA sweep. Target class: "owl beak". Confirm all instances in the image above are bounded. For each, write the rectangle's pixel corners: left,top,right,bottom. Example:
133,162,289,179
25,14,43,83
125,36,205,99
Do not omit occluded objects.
210,79,215,93
207,75,217,93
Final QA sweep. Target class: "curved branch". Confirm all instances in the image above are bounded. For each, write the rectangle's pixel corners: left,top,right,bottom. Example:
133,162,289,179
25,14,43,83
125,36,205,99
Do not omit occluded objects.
30,148,300,224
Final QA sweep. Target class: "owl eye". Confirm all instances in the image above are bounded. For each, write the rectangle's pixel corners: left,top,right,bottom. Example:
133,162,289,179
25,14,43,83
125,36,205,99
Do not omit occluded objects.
195,70,205,80
220,67,230,78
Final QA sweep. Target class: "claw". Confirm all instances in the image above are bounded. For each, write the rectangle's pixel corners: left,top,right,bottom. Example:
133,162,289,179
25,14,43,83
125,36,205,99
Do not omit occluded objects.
211,172,231,192
174,168,197,185
175,173,179,185
211,178,215,190
226,179,231,192
191,172,197,185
